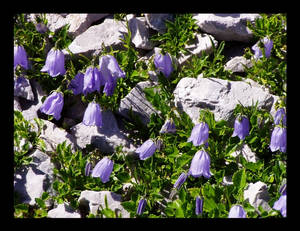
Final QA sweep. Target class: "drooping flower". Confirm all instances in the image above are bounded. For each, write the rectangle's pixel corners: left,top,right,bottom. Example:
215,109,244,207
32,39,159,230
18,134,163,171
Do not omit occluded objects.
14,76,31,97
41,48,66,77
274,108,286,126
68,72,84,95
195,196,203,216
273,194,286,217
82,67,101,95
82,102,103,127
91,157,114,183
99,55,125,96
269,126,287,153
39,91,64,120
252,37,273,59
135,139,157,160
187,122,209,147
154,52,173,78
173,172,187,190
159,118,176,134
35,22,48,33
85,162,92,176
188,150,211,179
228,205,247,218
14,45,29,70
136,199,147,215
232,115,250,140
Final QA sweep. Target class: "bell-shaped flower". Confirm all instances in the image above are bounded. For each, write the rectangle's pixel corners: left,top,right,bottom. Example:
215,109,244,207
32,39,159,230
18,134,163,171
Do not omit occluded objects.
269,126,287,153
228,205,247,218
187,122,209,147
68,72,84,95
273,194,286,217
188,150,211,179
160,118,176,134
39,91,64,120
252,37,273,59
41,48,66,77
85,162,92,176
274,108,286,126
136,199,146,215
82,102,103,127
154,52,173,78
195,196,203,216
82,67,101,95
232,115,250,140
35,22,48,34
99,55,125,96
14,76,31,97
173,172,187,190
91,157,114,183
14,45,29,70
135,139,157,160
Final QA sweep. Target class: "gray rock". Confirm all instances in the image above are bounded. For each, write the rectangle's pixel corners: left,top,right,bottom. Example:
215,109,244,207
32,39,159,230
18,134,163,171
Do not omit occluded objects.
65,13,109,38
14,97,22,111
70,110,136,153
14,149,55,207
118,80,159,125
145,14,174,34
19,79,48,121
67,17,127,59
173,76,279,126
177,33,218,66
14,76,35,101
230,143,259,163
192,14,261,42
244,181,271,213
47,202,81,218
38,119,79,153
78,190,130,218
45,14,68,33
224,56,253,73
127,15,154,50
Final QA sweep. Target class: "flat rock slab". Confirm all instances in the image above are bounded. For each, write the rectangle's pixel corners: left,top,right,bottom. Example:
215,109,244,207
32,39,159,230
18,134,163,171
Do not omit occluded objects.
145,14,174,34
173,76,278,125
67,17,127,58
14,149,55,207
78,190,130,218
224,56,253,73
47,202,81,218
177,33,218,66
193,14,261,42
70,110,136,153
118,80,159,125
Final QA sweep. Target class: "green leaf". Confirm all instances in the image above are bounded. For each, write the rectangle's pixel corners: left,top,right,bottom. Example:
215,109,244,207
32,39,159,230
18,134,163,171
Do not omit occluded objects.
232,168,247,192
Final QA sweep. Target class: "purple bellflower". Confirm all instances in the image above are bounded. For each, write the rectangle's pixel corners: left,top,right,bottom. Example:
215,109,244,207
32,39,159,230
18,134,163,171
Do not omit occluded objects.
195,196,203,216
252,37,273,59
228,205,247,218
99,55,125,96
35,22,48,33
232,115,250,140
68,72,84,95
82,102,103,127
85,162,92,176
135,139,157,160
160,118,176,134
173,172,188,190
39,91,64,120
154,52,173,78
82,67,101,96
136,199,147,215
14,76,30,96
274,108,286,126
91,157,114,183
14,45,29,70
41,48,66,77
188,150,211,179
269,126,287,153
187,122,209,147
273,194,286,217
